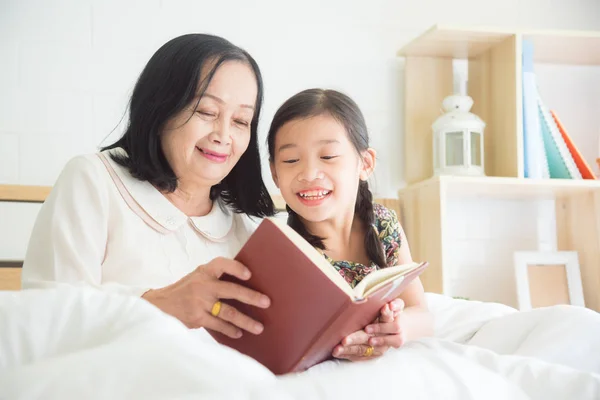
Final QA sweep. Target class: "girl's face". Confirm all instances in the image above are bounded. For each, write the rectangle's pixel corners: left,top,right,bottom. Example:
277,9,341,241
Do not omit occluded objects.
271,114,375,223
161,61,257,189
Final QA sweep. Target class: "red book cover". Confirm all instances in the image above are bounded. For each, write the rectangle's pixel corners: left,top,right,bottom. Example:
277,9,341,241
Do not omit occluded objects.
207,218,428,375
551,110,596,180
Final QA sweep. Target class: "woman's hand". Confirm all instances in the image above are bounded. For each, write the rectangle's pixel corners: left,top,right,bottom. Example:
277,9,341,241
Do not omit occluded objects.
332,298,405,361
142,257,270,338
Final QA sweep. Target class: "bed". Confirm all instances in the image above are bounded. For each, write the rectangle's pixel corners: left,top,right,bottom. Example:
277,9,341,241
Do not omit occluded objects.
2,187,600,399
1,286,599,399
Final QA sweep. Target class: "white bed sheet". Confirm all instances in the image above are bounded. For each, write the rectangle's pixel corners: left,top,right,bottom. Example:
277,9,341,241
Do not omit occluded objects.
1,287,599,399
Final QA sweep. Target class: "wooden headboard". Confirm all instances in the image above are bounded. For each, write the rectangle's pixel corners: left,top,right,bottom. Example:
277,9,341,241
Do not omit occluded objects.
0,185,52,290
0,184,51,203
0,185,399,291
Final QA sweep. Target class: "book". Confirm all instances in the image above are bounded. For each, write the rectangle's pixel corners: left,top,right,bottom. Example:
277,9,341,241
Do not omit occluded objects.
537,94,582,180
206,217,428,375
522,39,550,179
550,110,596,180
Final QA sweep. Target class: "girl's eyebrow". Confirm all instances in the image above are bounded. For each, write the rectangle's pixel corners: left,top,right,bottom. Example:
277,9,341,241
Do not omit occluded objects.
278,139,339,152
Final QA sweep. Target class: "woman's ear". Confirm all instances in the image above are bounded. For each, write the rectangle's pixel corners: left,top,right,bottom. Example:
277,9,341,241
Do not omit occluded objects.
359,148,377,181
270,161,279,188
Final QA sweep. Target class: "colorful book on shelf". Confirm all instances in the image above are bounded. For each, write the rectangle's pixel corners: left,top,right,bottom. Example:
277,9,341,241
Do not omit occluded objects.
206,217,428,375
522,39,550,179
550,110,597,180
537,95,582,180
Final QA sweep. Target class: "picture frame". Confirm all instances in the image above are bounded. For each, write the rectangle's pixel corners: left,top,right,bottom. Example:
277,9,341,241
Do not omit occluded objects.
514,251,584,311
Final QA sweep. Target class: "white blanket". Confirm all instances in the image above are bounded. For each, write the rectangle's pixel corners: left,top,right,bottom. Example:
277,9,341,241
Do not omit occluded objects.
1,287,599,399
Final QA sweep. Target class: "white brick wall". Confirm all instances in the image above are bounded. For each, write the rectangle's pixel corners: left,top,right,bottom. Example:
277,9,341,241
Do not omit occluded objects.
0,202,42,261
1,0,600,304
445,197,550,307
2,0,600,192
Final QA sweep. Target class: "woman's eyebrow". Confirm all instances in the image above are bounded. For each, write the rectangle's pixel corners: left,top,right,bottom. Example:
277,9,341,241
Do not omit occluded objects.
202,93,255,110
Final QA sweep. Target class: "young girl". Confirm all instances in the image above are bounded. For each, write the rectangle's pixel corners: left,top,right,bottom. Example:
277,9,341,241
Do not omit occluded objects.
267,88,433,361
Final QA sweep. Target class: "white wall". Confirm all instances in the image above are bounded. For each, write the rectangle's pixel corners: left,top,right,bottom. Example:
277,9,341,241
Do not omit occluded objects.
444,197,557,307
2,0,600,194
2,0,600,304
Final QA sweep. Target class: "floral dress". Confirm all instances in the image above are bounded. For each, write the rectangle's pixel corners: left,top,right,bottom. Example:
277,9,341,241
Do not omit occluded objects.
322,203,402,288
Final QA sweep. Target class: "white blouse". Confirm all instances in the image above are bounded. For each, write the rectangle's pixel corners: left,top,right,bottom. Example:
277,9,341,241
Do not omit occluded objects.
21,148,262,297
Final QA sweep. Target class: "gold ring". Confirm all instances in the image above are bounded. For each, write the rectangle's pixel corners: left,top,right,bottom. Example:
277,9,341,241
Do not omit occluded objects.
363,345,374,357
211,300,222,317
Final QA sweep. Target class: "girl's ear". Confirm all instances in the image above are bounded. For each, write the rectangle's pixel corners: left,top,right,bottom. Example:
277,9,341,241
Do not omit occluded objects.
359,148,377,181
270,161,279,188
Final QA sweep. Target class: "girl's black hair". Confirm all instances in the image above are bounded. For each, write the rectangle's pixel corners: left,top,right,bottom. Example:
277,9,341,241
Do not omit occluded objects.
267,89,385,267
102,33,274,218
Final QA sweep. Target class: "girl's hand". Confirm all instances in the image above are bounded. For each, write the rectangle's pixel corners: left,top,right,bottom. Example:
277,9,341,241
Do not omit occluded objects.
365,298,406,348
142,257,270,338
331,298,405,361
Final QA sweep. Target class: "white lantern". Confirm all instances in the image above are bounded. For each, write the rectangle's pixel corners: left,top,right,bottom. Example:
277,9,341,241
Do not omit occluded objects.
432,94,486,177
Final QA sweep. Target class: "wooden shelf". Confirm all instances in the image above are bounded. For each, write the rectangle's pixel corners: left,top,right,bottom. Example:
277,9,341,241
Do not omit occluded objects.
398,175,600,312
397,24,600,310
524,31,600,65
398,25,514,60
401,25,522,183
399,24,600,65
400,175,600,199
0,185,52,203
399,24,600,185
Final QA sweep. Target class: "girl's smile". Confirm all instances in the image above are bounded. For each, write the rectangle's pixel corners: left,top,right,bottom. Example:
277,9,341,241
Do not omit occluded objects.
296,188,333,206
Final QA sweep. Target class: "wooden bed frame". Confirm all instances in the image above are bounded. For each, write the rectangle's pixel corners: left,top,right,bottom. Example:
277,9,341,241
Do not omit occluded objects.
0,185,400,291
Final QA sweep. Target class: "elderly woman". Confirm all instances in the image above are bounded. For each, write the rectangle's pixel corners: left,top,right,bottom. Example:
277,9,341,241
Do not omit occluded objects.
22,33,274,340
21,33,410,362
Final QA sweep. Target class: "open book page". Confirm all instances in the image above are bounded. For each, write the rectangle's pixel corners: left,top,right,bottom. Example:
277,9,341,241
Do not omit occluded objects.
267,218,356,297
353,262,424,299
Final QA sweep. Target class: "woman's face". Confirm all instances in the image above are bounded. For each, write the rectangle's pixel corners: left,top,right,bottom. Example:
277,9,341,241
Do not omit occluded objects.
161,61,258,190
